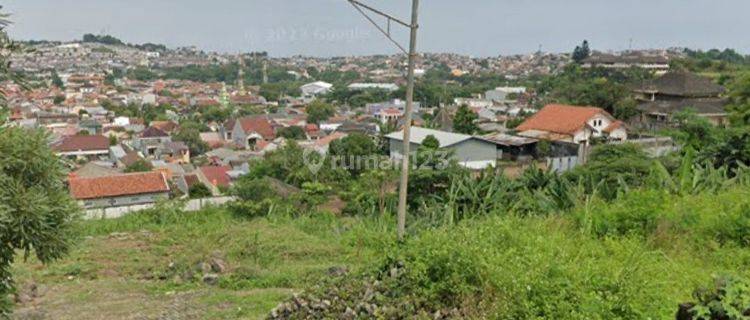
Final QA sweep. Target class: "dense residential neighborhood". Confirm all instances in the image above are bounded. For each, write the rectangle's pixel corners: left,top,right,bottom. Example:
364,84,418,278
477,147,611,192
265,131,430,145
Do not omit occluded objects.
3,2,750,319
0,37,707,215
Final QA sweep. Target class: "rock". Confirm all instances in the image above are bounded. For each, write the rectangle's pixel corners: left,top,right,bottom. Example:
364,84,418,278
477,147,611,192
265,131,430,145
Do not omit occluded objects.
327,266,349,277
196,262,212,274
14,293,31,304
202,273,219,286
389,267,400,278
172,275,183,285
209,257,227,274
182,269,195,281
342,307,356,320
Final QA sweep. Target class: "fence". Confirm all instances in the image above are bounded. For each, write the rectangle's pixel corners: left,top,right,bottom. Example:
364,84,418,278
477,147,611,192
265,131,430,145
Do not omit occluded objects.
83,196,236,220
610,137,680,157
546,156,580,173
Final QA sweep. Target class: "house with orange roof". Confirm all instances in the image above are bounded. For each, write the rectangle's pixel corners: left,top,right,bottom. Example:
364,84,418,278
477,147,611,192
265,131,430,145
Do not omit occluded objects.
230,116,276,150
53,135,110,159
68,171,171,209
516,104,627,144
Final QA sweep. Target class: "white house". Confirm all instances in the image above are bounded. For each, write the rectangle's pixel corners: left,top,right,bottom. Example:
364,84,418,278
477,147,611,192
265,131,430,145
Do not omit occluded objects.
347,83,399,92
386,127,498,170
516,104,627,144
300,81,333,98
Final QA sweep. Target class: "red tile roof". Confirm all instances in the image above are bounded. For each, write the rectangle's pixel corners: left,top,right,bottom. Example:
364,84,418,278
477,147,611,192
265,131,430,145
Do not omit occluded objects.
53,135,110,152
140,126,169,138
516,104,608,135
200,165,232,187
237,116,275,140
150,121,179,133
69,171,170,200
603,120,625,133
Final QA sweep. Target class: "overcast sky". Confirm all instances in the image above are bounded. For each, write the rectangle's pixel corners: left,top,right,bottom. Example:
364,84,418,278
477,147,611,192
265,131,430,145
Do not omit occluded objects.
4,0,750,57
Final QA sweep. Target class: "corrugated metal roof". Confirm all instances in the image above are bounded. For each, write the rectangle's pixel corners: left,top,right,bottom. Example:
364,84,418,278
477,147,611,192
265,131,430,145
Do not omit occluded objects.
385,127,473,148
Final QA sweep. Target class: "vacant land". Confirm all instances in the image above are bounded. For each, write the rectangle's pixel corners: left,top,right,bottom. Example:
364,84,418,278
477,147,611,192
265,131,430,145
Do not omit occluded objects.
10,207,387,319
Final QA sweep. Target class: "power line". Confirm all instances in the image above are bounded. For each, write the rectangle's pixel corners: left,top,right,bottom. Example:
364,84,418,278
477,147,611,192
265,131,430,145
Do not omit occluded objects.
346,0,420,241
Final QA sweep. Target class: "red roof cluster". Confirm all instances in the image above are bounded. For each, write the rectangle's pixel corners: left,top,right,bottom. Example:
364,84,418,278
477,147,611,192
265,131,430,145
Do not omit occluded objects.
238,116,275,140
199,165,232,187
516,104,608,135
69,171,170,200
53,135,110,152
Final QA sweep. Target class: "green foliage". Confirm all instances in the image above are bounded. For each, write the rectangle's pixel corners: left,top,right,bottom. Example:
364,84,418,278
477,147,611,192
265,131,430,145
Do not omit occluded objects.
699,128,750,172
172,121,209,156
0,127,79,316
452,104,478,134
567,143,654,200
329,133,378,176
50,70,64,89
124,159,152,173
690,276,750,320
665,109,723,152
537,65,652,119
572,39,591,63
727,72,750,127
306,100,335,124
188,183,212,199
275,126,306,140
82,33,124,46
127,67,158,81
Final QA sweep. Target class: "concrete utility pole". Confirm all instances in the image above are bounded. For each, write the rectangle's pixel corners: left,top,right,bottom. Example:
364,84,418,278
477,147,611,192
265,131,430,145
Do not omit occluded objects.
347,0,419,241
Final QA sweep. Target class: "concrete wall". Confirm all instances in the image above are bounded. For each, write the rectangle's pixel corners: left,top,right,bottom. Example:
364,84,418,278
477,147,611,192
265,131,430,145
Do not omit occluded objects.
83,196,236,220
81,192,170,209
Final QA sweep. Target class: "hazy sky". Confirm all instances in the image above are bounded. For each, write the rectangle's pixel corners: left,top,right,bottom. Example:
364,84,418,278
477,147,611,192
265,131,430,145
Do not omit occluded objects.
4,0,750,57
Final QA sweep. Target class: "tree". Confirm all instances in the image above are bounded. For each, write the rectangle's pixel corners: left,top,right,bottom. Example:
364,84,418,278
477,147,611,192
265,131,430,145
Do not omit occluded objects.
572,40,591,63
51,70,64,89
453,104,478,134
727,72,750,127
0,127,79,315
124,159,152,173
306,100,336,124
173,122,209,156
188,183,212,199
566,143,653,200
329,133,378,176
108,134,118,146
276,126,306,140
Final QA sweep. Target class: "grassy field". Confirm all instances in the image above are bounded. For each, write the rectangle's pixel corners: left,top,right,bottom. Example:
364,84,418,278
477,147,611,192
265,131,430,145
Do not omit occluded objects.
10,205,392,319
10,186,750,319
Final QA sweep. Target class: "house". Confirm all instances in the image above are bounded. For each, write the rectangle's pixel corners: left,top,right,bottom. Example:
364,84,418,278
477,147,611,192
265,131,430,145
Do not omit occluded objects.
68,171,171,209
632,71,728,129
53,135,110,159
300,81,333,98
516,104,627,144
197,165,232,195
367,99,422,124
385,127,498,169
481,133,539,161
150,120,179,134
134,126,172,156
347,83,399,92
583,53,670,74
231,116,276,149
485,87,526,102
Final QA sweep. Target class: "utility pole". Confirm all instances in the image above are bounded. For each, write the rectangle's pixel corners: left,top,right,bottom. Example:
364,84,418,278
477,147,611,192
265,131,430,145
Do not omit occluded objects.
347,0,419,241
